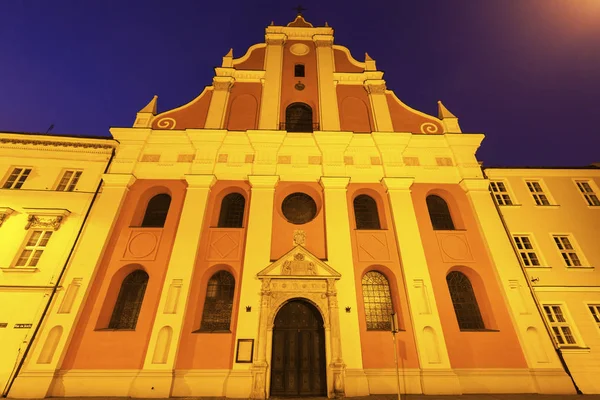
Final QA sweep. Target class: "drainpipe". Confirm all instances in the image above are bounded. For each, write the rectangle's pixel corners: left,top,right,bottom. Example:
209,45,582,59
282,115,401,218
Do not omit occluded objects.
2,146,116,398
480,168,582,395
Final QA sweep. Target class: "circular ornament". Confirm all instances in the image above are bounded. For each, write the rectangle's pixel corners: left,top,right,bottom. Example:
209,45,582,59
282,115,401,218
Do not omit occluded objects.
282,192,318,224
290,43,310,56
128,232,157,258
295,81,305,91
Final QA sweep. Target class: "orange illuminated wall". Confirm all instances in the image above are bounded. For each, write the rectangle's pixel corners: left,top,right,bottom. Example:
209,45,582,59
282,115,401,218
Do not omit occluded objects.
61,180,186,369
412,183,528,369
347,183,420,369
175,180,250,370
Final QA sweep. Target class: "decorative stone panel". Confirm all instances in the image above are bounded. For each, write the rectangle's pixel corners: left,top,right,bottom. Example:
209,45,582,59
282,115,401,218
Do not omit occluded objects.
23,208,70,231
435,231,474,263
0,207,15,227
356,231,390,262
122,228,162,261
207,228,243,261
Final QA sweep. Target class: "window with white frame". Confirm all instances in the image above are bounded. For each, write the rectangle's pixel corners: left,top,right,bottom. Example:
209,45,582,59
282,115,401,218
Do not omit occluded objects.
490,181,513,206
14,230,53,267
543,304,577,346
513,235,541,266
589,305,600,329
552,235,582,267
2,167,32,189
575,181,600,206
56,170,82,191
525,180,551,206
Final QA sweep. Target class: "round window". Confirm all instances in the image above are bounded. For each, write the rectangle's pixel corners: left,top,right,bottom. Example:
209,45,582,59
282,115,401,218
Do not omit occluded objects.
282,192,317,224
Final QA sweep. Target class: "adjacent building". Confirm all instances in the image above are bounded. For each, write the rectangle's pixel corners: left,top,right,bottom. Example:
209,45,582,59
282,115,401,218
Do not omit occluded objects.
1,13,598,399
0,133,116,394
485,166,600,394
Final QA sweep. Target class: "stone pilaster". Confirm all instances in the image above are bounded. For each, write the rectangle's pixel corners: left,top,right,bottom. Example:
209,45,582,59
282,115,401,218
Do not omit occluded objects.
319,177,369,397
8,174,137,399
226,175,279,398
381,177,460,395
364,80,394,132
205,77,234,129
130,175,217,398
459,178,575,394
313,35,340,131
258,33,286,130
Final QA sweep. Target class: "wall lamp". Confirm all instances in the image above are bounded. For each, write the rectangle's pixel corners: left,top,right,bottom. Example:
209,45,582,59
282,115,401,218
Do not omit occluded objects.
345,307,351,313
246,306,252,312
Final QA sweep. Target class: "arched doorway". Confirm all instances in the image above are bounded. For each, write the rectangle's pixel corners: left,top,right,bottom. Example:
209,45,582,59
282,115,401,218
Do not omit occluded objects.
270,299,327,397
285,103,314,132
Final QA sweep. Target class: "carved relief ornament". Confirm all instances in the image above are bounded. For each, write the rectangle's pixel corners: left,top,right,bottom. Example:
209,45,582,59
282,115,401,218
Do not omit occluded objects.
23,208,70,231
365,83,387,95
0,207,15,227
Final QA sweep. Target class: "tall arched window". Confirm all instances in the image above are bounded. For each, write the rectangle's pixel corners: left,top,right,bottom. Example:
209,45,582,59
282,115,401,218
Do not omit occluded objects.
362,271,394,330
446,271,484,330
218,193,245,228
285,103,313,132
108,270,149,330
426,194,455,230
141,193,171,227
199,271,235,332
354,194,381,229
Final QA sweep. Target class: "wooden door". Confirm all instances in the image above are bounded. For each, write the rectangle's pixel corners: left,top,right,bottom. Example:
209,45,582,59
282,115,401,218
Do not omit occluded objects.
270,300,326,397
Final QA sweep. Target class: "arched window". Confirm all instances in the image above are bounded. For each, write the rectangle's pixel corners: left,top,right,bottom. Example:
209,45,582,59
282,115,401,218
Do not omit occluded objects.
108,270,149,330
285,103,313,132
426,194,455,230
446,271,485,330
218,193,245,228
354,194,381,229
199,271,235,332
141,193,171,227
362,271,394,330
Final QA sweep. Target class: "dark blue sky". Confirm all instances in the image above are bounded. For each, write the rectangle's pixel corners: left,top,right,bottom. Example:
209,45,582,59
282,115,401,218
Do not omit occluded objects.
2,1,599,166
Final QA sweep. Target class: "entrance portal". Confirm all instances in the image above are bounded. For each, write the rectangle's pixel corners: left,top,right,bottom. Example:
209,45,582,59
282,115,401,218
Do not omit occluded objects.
270,299,327,397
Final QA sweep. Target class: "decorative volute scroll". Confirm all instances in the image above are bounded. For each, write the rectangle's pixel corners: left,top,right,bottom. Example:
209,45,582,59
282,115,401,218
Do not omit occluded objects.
0,207,15,227
23,208,71,231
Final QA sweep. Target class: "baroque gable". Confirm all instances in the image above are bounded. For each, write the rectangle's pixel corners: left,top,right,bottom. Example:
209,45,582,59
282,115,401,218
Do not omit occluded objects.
257,244,340,279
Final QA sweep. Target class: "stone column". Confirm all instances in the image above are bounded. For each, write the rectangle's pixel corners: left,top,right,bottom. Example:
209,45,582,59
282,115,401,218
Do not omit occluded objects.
258,33,286,130
226,175,279,399
460,178,575,394
381,177,460,395
205,77,234,129
319,177,369,397
8,174,136,399
130,174,216,398
313,35,340,132
364,80,393,132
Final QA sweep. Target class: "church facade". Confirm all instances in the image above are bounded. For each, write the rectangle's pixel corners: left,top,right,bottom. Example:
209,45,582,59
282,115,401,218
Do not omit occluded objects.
1,15,599,398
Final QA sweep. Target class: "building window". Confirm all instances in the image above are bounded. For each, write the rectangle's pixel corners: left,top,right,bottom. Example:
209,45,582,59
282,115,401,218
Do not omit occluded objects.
490,181,513,206
108,270,149,330
281,192,318,225
446,271,485,330
284,102,313,132
15,230,53,267
3,167,32,189
525,180,550,206
199,271,235,332
589,305,600,329
294,64,305,77
575,181,600,206
353,195,381,230
56,170,82,191
362,271,394,331
543,305,577,346
426,195,455,230
218,193,245,228
141,193,171,227
552,235,582,267
513,235,541,266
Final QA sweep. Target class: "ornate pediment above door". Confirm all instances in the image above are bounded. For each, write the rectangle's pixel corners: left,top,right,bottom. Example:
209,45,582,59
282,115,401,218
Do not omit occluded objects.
257,245,341,279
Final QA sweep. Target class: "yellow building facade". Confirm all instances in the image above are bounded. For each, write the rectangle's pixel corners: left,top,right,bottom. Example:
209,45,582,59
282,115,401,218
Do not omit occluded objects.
484,167,600,394
0,132,116,394
1,15,597,399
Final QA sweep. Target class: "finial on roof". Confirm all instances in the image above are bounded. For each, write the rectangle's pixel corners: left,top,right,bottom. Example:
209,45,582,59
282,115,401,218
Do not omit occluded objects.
139,95,158,115
294,5,307,16
437,101,462,133
222,48,234,67
325,21,329,27
270,21,274,26
365,53,376,71
437,100,457,119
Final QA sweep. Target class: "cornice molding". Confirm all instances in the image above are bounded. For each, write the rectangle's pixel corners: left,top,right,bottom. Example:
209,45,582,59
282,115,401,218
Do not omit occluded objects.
0,137,115,152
